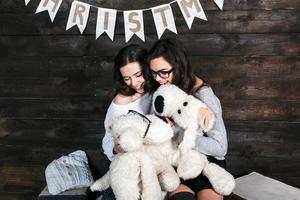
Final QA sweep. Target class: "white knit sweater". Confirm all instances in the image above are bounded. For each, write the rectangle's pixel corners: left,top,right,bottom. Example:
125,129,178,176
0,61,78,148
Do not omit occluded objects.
102,93,152,161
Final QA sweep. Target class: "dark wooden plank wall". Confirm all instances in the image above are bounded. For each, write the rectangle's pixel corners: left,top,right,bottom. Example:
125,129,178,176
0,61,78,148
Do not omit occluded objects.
0,0,299,199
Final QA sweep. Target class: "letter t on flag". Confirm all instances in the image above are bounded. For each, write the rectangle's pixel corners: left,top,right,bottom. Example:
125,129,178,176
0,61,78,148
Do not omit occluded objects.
25,0,30,5
36,0,63,22
66,1,90,34
151,4,177,39
96,8,117,41
177,0,207,29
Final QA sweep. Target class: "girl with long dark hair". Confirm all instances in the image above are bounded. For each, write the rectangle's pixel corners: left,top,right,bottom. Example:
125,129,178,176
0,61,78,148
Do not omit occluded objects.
146,38,228,200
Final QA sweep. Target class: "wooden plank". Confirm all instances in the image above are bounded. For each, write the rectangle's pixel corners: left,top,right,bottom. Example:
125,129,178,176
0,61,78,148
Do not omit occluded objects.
2,126,298,160
1,10,299,35
0,144,107,166
0,77,299,100
0,98,299,120
221,100,300,121
1,118,299,140
226,155,300,188
0,118,105,138
0,78,114,98
192,56,300,79
1,56,298,79
1,34,299,57
0,97,110,119
1,0,300,14
227,121,300,142
0,56,114,78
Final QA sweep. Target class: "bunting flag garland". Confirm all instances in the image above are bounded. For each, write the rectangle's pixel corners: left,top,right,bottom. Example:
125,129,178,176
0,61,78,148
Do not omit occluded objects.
25,0,31,6
66,1,90,34
96,8,117,41
124,10,145,42
36,0,63,22
25,0,224,42
151,4,177,39
177,0,207,29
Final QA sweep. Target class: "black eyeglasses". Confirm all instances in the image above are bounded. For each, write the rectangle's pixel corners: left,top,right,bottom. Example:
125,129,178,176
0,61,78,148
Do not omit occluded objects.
151,68,174,79
128,110,151,138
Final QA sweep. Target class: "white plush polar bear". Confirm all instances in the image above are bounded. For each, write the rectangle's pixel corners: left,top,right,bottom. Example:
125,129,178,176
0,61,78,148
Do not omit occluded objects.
152,84,236,196
90,113,162,200
91,111,207,198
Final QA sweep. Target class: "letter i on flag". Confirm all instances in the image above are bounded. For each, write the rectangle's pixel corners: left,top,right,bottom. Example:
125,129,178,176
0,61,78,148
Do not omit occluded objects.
151,4,177,39
36,0,63,22
177,0,207,29
124,10,145,42
25,0,30,5
214,0,224,10
66,1,90,34
96,8,117,41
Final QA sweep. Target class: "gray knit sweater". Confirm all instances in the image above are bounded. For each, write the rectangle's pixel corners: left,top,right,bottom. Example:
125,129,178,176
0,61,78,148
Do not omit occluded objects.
193,86,228,160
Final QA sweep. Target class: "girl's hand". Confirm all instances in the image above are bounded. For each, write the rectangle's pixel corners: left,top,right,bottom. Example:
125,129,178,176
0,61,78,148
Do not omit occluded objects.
165,117,174,127
198,107,214,129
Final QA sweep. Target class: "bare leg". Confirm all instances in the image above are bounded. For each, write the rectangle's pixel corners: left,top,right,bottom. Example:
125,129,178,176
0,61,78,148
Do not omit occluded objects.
197,189,223,200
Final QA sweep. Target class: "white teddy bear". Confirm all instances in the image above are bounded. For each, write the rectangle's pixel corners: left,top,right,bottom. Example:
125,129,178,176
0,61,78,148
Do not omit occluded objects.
90,113,163,200
152,84,236,196
91,111,207,199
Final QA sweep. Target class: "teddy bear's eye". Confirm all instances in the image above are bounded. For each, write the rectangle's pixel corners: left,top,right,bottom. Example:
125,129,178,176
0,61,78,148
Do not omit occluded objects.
183,102,188,106
177,109,181,114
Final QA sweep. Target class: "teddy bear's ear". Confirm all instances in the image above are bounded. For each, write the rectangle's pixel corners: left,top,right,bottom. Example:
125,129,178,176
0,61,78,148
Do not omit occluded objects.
154,95,165,114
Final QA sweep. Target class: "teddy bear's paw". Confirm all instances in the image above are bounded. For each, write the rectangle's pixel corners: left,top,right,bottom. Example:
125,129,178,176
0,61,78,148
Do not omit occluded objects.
178,141,194,151
159,171,180,192
90,182,103,192
203,163,236,195
177,150,207,180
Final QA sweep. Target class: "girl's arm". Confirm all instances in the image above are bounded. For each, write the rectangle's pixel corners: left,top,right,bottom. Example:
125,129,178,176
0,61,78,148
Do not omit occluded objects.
194,87,228,159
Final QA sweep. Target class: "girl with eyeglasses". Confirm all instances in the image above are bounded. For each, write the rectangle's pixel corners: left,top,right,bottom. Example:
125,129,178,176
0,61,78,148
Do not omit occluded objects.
146,38,228,200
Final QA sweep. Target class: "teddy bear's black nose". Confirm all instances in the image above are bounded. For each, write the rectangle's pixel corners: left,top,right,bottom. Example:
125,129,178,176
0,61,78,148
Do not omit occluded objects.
154,95,164,114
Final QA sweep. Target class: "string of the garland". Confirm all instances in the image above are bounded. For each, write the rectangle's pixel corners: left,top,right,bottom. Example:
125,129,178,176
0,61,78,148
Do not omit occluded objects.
75,0,178,12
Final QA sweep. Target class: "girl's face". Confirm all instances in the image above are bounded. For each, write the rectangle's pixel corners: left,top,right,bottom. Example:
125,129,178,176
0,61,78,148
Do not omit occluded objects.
149,56,174,85
120,61,145,94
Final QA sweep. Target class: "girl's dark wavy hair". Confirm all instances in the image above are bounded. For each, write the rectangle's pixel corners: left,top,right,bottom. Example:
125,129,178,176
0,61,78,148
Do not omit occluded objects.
113,44,148,97
146,37,196,94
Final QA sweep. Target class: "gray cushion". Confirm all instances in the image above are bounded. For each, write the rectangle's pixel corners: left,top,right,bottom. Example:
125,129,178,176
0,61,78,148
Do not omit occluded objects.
45,150,94,195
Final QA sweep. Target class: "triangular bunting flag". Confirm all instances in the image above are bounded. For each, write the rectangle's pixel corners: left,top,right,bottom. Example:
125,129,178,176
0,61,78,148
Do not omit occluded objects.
36,0,63,22
25,0,30,6
177,0,207,29
151,4,177,39
96,8,117,41
124,10,145,42
214,0,224,10
66,1,90,34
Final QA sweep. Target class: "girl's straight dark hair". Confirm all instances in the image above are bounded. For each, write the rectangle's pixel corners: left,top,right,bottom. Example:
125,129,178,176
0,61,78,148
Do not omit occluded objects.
146,37,196,94
113,44,148,96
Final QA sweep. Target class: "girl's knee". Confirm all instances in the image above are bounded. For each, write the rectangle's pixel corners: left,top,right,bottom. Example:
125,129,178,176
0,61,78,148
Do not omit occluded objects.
197,189,223,200
168,184,195,200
